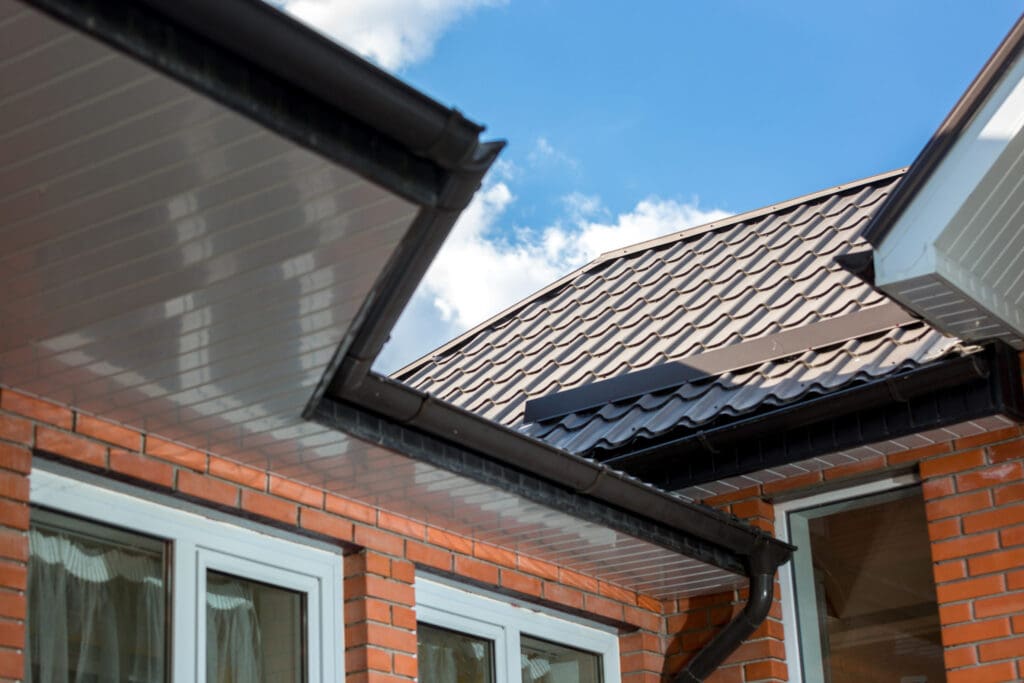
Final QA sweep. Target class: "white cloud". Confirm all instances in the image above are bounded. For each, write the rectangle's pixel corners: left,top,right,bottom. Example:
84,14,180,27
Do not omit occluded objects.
377,183,730,373
528,137,578,170
282,0,504,70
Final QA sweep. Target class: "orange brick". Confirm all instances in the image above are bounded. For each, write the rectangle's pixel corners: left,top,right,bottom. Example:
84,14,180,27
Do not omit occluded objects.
543,583,584,610
241,490,297,525
178,469,238,507
922,476,955,499
887,441,952,466
325,494,377,525
109,449,173,488
1001,524,1024,547
931,532,999,561
995,481,1024,506
947,661,1016,683
954,427,1021,450
743,660,787,681
934,560,967,584
637,593,663,613
377,511,426,540
75,414,140,450
620,632,661,654
269,475,324,508
0,416,32,445
518,555,559,581
391,560,415,584
0,561,26,591
473,542,516,569
585,593,625,622
353,526,404,556
990,440,1024,464
0,472,27,504
0,444,30,475
929,517,961,541
920,449,986,478
937,575,1004,603
0,589,25,619
623,605,662,632
0,530,27,563
939,602,972,625
762,470,822,495
560,567,600,593
969,548,1024,576
944,644,976,669
365,623,417,654
704,486,760,507
208,456,267,490
500,569,543,597
942,617,1011,646
393,653,416,677
1010,570,1024,590
0,619,24,649
730,498,774,521
704,664,742,683
823,455,885,481
957,462,1023,492
348,575,415,606
300,508,353,541
425,527,472,555
599,581,637,605
454,556,499,584
0,500,28,531
392,605,416,630
974,592,1024,619
0,391,72,429
36,426,106,467
620,651,663,674
405,541,451,571
964,503,1024,534
0,648,23,679
145,436,205,471
926,489,991,521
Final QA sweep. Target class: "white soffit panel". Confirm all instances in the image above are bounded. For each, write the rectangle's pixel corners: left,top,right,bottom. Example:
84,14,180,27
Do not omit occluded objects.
874,48,1024,346
0,4,418,456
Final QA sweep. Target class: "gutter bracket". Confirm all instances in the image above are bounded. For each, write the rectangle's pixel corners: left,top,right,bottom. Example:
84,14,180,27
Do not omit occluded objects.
673,537,780,683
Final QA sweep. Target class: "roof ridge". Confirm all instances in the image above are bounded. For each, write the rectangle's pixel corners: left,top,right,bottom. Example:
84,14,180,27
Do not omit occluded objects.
593,166,907,264
391,167,908,380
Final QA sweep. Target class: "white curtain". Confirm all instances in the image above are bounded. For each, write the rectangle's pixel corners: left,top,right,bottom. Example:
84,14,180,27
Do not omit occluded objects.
418,629,490,683
26,528,165,683
206,578,262,683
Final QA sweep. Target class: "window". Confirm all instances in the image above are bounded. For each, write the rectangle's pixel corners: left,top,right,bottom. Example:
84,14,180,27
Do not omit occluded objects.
28,467,342,683
415,577,618,683
776,475,946,683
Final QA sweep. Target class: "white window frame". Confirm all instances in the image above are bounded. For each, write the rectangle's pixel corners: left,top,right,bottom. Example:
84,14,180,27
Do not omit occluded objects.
774,473,920,683
416,576,620,683
30,467,344,683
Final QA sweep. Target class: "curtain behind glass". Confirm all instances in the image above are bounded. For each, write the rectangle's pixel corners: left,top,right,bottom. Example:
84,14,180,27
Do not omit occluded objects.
27,520,166,683
206,571,304,683
418,623,493,683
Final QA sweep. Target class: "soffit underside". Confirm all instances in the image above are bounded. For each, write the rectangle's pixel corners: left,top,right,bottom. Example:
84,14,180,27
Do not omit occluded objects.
0,3,744,600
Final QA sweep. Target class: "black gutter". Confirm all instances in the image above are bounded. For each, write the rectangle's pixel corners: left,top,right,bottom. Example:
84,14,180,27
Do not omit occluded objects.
597,343,1024,492
862,13,1024,245
325,367,794,575
675,540,777,683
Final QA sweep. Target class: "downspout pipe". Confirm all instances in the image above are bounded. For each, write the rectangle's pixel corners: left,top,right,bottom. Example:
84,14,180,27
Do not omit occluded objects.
674,538,779,683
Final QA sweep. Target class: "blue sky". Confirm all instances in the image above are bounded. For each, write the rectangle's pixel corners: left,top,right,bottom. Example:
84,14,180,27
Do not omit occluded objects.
283,1,1024,371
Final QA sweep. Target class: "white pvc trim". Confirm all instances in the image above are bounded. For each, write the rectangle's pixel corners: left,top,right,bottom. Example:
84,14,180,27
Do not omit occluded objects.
416,577,621,683
772,473,918,683
30,468,344,683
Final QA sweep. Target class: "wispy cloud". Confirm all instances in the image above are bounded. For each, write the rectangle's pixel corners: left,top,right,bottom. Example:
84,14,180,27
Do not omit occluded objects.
527,137,579,170
282,0,504,70
378,182,730,373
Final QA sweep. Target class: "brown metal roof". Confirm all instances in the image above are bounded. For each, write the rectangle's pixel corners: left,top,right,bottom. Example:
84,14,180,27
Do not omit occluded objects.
397,170,975,467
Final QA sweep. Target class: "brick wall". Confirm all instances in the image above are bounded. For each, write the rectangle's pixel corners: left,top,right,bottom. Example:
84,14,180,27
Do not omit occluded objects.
0,387,666,683
671,426,1024,683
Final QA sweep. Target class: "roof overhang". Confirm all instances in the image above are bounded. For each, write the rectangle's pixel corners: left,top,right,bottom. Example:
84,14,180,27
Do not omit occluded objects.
1,0,791,600
866,14,1024,348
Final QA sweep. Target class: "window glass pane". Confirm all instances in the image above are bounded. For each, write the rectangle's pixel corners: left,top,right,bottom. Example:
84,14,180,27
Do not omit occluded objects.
520,635,601,683
799,490,946,682
418,623,495,683
206,570,306,683
27,509,167,682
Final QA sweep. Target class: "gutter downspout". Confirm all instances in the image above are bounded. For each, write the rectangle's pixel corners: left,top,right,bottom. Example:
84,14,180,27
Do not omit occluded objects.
674,538,778,683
